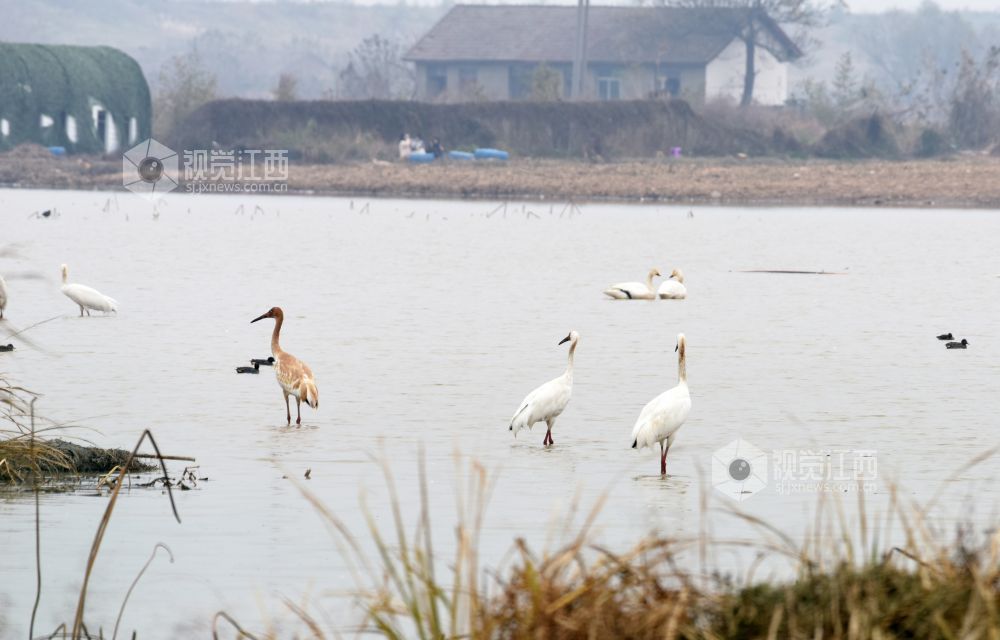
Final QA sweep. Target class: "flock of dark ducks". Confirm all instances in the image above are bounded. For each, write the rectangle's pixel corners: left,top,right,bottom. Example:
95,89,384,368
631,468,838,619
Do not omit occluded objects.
235,356,275,374
937,333,970,349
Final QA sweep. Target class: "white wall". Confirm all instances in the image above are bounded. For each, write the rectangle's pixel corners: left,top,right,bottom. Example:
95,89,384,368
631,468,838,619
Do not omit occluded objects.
705,38,788,106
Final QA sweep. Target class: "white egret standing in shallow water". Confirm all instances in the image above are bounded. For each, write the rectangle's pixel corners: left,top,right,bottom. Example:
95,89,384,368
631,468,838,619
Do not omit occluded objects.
251,307,319,425
60,264,118,316
603,267,661,300
631,333,691,476
657,268,687,299
509,331,578,446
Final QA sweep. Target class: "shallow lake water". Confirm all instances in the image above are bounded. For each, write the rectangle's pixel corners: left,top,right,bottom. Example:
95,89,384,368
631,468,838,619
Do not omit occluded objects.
1,189,999,638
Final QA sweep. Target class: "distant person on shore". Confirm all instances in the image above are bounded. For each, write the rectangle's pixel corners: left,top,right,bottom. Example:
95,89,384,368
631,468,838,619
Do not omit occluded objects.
429,138,444,158
411,134,426,154
398,134,412,160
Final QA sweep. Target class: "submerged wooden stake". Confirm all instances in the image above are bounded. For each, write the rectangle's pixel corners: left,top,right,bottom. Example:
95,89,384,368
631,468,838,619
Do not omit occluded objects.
738,270,849,275
134,453,196,462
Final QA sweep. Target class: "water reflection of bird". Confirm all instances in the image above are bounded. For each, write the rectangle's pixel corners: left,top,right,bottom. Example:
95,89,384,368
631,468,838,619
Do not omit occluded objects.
236,363,260,374
946,339,969,349
509,331,578,446
657,268,687,299
60,264,118,316
0,274,7,319
632,334,691,476
251,307,319,425
603,267,661,300
936,333,954,341
251,357,275,367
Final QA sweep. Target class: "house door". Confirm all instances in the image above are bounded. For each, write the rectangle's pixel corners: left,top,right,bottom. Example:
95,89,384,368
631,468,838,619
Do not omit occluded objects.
95,109,108,150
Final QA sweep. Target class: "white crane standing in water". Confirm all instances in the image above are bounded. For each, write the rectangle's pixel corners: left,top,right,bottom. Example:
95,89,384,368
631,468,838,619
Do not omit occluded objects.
509,331,579,446
251,307,319,426
60,264,118,316
631,333,691,476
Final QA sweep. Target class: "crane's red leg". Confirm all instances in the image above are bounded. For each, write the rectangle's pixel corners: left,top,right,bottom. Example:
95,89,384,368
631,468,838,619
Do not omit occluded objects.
284,394,291,425
660,442,671,476
296,397,302,426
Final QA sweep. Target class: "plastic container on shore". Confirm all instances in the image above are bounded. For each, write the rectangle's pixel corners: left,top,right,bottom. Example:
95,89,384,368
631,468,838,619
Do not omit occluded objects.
448,150,475,161
407,152,436,163
474,148,509,160
48,146,67,156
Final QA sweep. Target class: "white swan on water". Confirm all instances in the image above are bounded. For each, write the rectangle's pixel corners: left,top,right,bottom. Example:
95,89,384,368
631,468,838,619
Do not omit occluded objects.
603,267,661,300
509,331,578,446
631,333,691,476
60,264,118,316
657,268,687,299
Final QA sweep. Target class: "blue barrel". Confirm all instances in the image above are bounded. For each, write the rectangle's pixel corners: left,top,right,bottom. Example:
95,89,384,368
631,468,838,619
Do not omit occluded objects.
474,148,509,160
407,152,436,163
448,150,475,161
48,146,67,156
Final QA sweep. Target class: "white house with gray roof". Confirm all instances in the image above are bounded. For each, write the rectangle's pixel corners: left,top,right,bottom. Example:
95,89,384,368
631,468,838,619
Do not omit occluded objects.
405,5,801,105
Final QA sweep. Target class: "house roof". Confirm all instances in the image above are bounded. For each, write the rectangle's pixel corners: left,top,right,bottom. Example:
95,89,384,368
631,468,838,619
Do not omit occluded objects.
405,5,802,66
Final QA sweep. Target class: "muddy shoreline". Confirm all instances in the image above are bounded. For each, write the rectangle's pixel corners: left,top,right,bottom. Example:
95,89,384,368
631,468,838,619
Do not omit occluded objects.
4,146,1000,208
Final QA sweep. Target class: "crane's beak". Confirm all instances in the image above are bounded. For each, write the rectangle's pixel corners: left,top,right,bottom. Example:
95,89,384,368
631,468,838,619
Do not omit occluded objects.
251,312,269,323
558,335,571,345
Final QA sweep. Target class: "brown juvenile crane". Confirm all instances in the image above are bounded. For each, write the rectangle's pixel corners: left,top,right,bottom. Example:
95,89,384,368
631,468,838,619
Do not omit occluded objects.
251,307,319,425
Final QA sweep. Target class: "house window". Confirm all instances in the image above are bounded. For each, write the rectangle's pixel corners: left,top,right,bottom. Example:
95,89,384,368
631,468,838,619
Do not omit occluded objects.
508,65,532,100
66,114,78,143
597,77,620,101
664,77,681,97
458,66,478,92
427,64,447,98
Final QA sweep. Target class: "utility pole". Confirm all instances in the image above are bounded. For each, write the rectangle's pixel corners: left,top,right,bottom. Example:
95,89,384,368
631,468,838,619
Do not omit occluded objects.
571,0,589,99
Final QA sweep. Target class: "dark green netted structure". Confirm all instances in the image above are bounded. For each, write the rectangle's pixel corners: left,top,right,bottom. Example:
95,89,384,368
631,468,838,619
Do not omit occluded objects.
0,43,150,154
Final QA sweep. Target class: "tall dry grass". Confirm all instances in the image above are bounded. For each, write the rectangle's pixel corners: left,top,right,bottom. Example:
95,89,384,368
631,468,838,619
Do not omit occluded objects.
213,447,1000,640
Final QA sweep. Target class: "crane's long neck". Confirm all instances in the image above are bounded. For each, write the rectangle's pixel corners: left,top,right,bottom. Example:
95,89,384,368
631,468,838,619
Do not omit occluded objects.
677,342,687,384
271,314,284,355
565,339,577,380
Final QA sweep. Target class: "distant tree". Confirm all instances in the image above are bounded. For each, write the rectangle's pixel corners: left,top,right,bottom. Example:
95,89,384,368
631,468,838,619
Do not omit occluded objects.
153,49,218,139
853,0,981,105
273,73,299,101
339,34,414,99
832,51,856,107
337,62,367,99
663,0,834,107
948,47,1000,149
531,64,563,101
